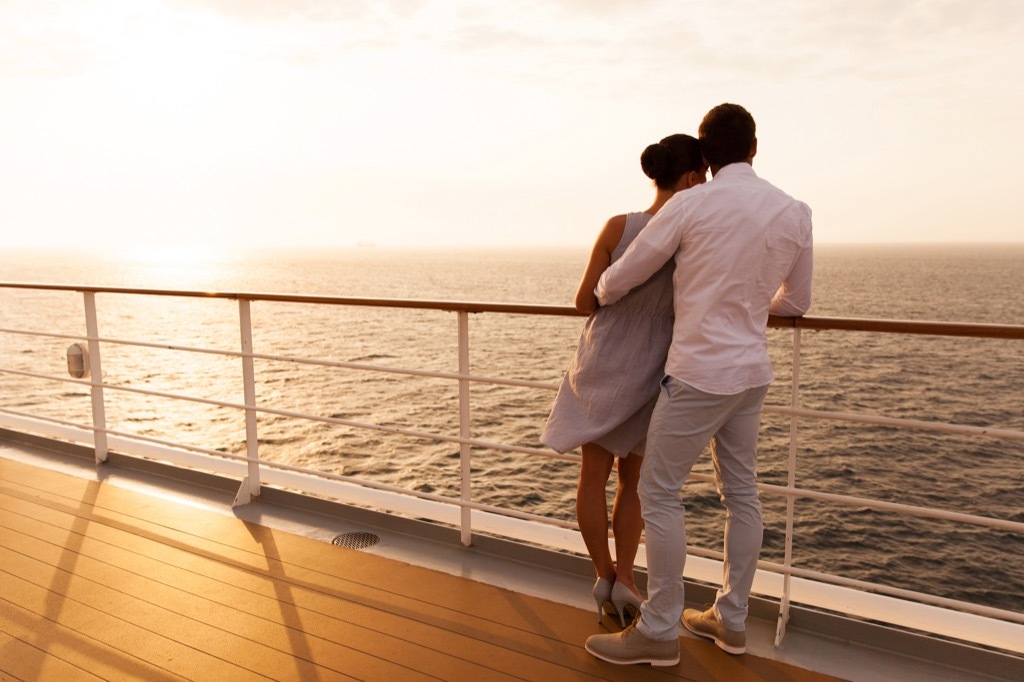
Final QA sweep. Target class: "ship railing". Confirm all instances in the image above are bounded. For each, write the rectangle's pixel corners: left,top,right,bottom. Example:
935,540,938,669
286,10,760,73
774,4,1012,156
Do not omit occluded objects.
0,282,1021,655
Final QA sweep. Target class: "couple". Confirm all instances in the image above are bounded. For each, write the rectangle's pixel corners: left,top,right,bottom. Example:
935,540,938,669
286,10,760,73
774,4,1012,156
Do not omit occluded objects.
541,103,813,666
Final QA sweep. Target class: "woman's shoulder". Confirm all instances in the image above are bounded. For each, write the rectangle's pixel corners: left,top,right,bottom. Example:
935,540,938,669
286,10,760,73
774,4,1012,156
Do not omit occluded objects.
596,214,629,252
616,212,653,249
606,213,629,231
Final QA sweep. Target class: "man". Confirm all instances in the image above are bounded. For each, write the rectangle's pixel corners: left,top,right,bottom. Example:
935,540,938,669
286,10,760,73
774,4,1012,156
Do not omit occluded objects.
584,103,813,667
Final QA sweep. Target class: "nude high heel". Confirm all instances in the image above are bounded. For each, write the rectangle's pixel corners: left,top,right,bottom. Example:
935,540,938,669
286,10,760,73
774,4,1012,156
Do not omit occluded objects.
610,581,643,628
591,577,614,623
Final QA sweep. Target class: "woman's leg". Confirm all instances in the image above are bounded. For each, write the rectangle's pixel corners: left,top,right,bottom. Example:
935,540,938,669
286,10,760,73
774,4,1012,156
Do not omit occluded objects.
611,452,644,596
577,442,616,580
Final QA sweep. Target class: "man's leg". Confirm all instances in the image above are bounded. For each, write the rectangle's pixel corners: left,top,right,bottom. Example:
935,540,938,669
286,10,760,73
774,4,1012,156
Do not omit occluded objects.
635,377,732,640
709,384,770,630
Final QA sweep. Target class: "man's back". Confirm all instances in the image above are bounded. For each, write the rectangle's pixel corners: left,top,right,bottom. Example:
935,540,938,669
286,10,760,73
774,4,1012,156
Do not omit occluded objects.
666,162,812,393
596,162,813,395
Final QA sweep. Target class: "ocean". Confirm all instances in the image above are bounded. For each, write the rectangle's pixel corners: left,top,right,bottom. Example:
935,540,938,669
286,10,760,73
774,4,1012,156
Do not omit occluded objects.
1,244,1022,613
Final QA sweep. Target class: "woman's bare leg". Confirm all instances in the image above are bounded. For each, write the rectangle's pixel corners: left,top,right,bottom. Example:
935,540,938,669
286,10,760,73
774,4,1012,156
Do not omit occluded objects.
577,442,616,580
611,451,644,596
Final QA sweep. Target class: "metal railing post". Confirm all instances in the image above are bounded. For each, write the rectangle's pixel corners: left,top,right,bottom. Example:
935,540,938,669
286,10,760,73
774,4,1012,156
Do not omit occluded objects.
775,327,801,646
83,292,108,464
233,298,262,506
457,310,473,546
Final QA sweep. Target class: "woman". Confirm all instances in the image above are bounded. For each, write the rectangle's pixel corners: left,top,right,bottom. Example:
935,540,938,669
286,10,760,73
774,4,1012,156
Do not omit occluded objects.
541,134,706,626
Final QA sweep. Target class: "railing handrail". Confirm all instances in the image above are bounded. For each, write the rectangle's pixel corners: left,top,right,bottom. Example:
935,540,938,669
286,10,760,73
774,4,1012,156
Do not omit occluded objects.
0,282,583,317
776,315,1024,339
4,281,1024,338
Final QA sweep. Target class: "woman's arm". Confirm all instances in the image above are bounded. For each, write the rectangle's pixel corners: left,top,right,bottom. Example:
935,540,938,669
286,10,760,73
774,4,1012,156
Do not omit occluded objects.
574,215,627,314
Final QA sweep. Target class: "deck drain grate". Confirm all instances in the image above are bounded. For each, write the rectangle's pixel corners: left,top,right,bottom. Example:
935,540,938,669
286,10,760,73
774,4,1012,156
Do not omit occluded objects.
332,532,380,549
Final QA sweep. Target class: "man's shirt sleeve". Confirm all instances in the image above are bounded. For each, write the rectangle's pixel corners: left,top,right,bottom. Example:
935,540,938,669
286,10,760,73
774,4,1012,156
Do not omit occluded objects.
769,206,813,317
596,203,681,306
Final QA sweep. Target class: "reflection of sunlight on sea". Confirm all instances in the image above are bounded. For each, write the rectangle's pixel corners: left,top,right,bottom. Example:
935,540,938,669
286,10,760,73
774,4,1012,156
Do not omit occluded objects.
106,244,241,291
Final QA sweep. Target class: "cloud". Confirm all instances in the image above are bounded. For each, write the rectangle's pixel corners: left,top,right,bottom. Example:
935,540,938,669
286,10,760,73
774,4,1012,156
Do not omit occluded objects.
0,2,104,76
168,0,375,22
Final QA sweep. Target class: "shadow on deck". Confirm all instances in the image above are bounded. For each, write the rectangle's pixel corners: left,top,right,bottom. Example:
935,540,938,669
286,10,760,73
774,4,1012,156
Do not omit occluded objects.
0,448,840,681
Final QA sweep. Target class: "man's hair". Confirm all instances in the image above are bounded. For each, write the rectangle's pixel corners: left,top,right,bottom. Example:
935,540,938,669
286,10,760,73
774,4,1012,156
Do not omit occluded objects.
698,103,756,167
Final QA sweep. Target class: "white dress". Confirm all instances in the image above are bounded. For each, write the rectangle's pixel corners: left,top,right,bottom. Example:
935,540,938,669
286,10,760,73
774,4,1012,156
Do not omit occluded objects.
541,212,675,457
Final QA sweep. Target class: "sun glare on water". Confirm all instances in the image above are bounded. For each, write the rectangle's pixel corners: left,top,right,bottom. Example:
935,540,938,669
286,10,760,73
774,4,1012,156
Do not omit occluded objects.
109,243,235,290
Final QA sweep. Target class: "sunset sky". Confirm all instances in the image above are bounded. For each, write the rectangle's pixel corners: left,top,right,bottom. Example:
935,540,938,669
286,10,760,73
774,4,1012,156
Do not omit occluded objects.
2,0,1022,253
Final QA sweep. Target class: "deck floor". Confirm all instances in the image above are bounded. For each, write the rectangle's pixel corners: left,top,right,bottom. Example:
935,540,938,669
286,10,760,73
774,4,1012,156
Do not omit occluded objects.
0,455,841,681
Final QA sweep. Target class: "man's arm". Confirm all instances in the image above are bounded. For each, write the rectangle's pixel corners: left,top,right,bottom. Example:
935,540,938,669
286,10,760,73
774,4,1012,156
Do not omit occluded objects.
770,234,813,317
595,203,682,306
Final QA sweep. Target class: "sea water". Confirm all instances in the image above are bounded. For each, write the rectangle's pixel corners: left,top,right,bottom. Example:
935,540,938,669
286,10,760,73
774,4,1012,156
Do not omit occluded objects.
1,244,1022,612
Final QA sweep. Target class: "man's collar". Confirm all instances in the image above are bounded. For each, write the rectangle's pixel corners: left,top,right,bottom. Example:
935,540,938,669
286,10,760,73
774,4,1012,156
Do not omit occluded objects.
713,162,756,179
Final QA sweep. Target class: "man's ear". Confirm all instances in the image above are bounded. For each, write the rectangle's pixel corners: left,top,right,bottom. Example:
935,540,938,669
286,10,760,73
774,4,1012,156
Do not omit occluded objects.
749,138,758,162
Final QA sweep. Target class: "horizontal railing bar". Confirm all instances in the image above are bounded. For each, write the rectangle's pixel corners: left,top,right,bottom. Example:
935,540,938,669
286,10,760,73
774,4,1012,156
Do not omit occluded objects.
686,544,1024,624
0,412,576,531
758,481,1024,532
0,369,85,387
765,405,1024,441
247,351,557,391
776,563,1024,624
0,406,95,432
10,364,1017,452
3,369,1020,529
0,283,583,317
0,367,580,461
685,471,1022,532
250,403,583,462
73,336,245,360
3,370,1021,528
0,327,87,342
102,427,249,461
4,282,1024,338
0,407,579,530
253,456,581,529
0,329,558,392
8,371,1015,534
71,422,584,530
774,315,1024,340
0,369,248,412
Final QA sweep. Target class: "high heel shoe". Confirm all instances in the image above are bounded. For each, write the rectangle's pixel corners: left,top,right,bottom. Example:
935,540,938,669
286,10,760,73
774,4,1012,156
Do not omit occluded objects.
610,581,644,628
591,577,614,623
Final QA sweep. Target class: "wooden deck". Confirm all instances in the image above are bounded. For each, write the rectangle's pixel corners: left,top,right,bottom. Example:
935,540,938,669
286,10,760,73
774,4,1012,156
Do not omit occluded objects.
0,456,841,681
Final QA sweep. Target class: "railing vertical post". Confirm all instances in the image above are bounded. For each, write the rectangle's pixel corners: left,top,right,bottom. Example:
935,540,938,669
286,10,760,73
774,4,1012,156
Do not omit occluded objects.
457,310,473,546
83,292,108,464
775,327,801,646
233,298,262,506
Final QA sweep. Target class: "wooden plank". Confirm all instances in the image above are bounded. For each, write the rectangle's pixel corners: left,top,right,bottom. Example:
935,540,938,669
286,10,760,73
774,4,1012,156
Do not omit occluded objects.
0,608,108,682
0,525,522,682
0,494,498,681
0,478,622,680
0,569,263,681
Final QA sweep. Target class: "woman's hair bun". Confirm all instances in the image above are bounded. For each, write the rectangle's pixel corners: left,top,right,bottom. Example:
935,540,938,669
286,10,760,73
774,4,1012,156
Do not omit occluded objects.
640,142,669,180
639,134,702,190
